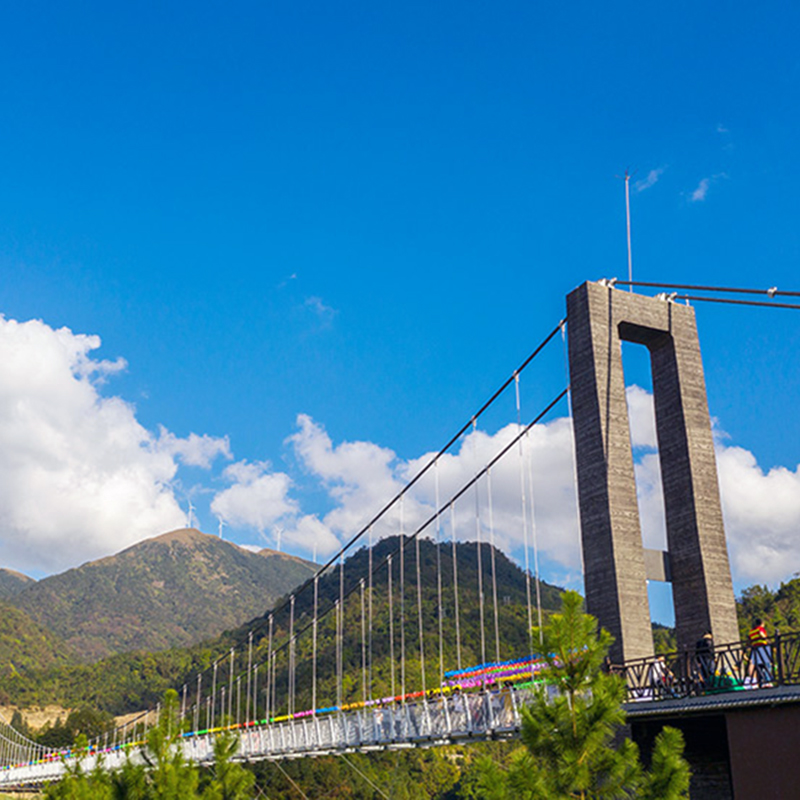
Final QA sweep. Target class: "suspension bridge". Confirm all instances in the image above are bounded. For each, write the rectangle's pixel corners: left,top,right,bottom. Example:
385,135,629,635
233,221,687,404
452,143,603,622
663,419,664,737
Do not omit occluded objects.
2,280,799,795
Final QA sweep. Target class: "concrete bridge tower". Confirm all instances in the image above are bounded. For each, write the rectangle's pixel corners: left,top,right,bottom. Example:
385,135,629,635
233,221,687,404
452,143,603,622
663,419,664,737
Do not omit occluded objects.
567,281,739,663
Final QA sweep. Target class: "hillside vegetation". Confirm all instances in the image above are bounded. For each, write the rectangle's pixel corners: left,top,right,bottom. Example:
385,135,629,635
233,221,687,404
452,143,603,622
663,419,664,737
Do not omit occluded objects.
0,602,74,678
0,568,35,600
736,576,800,637
9,529,316,661
3,537,564,716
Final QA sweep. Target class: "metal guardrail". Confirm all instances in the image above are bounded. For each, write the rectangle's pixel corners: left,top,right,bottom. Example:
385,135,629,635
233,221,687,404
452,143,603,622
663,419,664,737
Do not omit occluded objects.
615,630,800,703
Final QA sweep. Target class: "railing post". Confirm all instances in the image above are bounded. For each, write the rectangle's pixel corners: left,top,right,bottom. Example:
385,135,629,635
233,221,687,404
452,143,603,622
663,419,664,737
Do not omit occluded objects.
684,646,691,697
775,627,784,685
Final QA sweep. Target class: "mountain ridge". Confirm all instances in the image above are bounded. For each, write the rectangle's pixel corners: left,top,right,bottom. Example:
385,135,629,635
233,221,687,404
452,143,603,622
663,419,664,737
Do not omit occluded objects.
0,567,36,600
9,528,317,662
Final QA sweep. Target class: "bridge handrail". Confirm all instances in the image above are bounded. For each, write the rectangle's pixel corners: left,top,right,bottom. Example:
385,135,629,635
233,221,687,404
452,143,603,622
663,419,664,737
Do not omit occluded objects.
613,629,800,702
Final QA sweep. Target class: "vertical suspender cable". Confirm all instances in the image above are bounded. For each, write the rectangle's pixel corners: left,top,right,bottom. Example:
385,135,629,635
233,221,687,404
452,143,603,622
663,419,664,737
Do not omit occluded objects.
246,631,253,723
271,652,277,721
237,676,242,726
338,553,345,709
368,525,374,699
288,596,296,718
360,578,368,705
253,663,259,722
400,496,406,702
435,460,445,687
562,321,584,580
515,372,535,655
266,615,274,723
336,599,343,710
388,554,396,699
228,648,235,722
487,467,501,663
450,502,462,671
312,575,319,716
416,527,427,695
195,674,201,733
181,684,187,725
211,661,218,730
221,688,226,728
526,432,544,640
473,421,487,667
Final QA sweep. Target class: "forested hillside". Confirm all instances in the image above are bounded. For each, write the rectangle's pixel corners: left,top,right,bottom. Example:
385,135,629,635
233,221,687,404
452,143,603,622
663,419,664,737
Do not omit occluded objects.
2,537,564,717
9,528,316,661
0,602,74,680
0,568,35,600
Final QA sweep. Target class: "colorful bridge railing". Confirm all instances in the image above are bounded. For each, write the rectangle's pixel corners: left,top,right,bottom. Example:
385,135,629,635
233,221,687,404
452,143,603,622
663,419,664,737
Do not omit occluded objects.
0,685,541,788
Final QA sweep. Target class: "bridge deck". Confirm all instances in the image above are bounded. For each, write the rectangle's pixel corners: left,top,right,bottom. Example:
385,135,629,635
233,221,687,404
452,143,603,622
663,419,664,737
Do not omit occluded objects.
3,681,797,788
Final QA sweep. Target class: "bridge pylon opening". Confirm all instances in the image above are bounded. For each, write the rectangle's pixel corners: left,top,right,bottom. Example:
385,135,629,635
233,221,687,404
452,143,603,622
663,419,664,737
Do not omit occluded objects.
566,281,738,663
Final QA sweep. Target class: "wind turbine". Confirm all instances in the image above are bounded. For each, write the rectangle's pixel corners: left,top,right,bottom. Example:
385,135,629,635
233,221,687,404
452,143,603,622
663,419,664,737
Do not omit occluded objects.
273,525,284,552
218,518,226,539
187,500,195,529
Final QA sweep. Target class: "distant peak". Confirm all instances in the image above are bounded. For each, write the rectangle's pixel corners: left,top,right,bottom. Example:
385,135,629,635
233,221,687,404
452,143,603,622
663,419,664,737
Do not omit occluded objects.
150,528,211,545
0,567,34,583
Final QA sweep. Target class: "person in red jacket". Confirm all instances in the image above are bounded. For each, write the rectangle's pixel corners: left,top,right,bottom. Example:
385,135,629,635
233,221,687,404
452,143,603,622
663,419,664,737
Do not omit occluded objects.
748,618,773,687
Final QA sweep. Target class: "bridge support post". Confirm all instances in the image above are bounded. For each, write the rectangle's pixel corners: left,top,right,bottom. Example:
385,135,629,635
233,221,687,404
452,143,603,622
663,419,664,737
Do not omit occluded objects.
566,281,738,662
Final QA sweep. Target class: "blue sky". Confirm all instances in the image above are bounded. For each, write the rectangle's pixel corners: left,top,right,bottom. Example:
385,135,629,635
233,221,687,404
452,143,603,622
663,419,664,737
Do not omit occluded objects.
0,2,799,618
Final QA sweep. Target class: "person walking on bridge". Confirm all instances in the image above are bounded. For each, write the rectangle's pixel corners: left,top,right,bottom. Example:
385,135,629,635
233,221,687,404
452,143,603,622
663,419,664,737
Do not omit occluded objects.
748,618,773,687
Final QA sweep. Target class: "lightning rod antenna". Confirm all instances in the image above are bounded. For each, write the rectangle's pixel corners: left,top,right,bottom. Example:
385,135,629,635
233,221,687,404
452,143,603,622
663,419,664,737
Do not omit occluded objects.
625,169,633,291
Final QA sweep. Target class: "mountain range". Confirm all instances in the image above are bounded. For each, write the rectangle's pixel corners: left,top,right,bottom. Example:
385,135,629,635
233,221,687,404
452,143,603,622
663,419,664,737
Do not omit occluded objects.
2,528,317,663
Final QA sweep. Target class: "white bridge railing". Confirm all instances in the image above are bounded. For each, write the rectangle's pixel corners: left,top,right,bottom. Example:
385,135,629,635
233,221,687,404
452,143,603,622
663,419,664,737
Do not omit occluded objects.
0,686,538,788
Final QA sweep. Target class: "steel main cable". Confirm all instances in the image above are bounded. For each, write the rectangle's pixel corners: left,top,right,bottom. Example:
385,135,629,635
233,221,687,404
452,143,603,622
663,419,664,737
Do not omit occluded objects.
102,315,570,731
244,316,567,639
615,280,800,298
675,294,800,310
109,322,592,747
91,318,568,749
265,385,570,662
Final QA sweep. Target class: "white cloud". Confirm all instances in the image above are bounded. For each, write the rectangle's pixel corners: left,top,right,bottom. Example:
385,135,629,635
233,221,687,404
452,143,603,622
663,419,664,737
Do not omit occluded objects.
690,177,711,202
304,296,337,327
621,386,800,587
0,316,238,572
634,167,665,193
689,173,728,203
157,429,232,468
402,420,581,571
275,414,582,574
287,414,407,546
717,447,800,587
211,461,298,535
626,385,658,449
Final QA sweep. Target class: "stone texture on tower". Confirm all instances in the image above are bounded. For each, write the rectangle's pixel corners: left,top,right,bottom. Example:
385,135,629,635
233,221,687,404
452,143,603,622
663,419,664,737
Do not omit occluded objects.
567,281,739,663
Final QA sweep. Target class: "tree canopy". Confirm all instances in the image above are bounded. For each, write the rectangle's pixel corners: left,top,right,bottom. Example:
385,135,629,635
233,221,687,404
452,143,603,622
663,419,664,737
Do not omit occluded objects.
475,591,691,800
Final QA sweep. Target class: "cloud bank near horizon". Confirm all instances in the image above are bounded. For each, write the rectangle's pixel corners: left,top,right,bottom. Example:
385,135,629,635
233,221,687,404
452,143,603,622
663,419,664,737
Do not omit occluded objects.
0,314,798,592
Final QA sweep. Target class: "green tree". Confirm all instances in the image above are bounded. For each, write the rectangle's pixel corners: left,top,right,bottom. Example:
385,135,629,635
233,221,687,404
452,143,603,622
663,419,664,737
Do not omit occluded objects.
200,731,255,800
141,689,200,800
476,591,690,800
44,734,112,800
